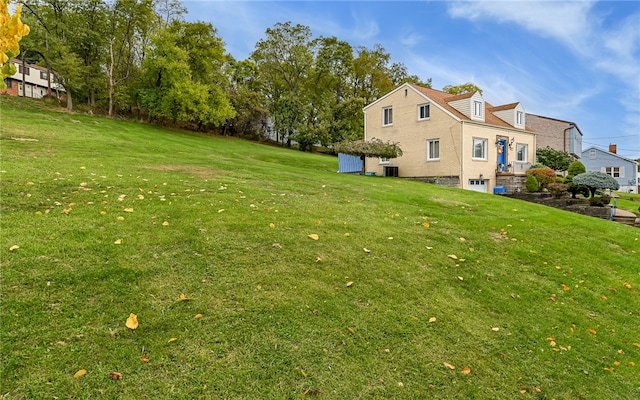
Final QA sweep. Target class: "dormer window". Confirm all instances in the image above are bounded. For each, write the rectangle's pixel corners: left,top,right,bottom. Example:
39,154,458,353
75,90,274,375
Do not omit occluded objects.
473,101,483,118
516,111,524,126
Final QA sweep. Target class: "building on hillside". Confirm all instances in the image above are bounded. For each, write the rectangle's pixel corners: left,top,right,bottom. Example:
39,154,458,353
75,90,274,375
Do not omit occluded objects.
362,83,536,194
581,144,639,193
526,114,583,158
0,58,65,99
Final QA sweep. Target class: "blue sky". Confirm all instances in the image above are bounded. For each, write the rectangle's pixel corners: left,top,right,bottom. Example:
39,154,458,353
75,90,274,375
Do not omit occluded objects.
184,1,640,159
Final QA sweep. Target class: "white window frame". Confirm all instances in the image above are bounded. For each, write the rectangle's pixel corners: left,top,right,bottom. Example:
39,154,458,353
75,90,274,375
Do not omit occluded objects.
472,138,488,160
379,157,390,164
418,103,430,120
589,149,596,159
473,101,483,117
383,106,393,126
516,111,524,126
427,138,440,161
516,143,528,162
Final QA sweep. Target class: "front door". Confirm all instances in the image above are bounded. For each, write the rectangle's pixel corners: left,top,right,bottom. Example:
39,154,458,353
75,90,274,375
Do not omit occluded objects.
497,139,507,172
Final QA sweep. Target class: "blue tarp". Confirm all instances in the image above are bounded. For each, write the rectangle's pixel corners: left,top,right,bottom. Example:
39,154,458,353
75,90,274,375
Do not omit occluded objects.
338,153,362,173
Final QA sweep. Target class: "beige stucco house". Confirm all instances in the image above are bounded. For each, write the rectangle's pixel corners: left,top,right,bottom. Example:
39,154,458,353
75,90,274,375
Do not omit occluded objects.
363,83,537,193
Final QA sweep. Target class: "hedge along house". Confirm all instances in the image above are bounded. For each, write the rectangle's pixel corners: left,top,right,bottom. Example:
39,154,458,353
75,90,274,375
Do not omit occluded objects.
363,83,536,193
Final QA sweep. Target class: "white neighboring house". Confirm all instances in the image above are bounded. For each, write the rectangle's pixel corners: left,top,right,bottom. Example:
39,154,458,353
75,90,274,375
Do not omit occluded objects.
581,144,639,193
1,58,65,99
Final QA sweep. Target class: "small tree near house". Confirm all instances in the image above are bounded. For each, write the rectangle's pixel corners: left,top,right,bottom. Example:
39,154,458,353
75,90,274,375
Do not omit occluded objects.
572,171,620,198
333,138,403,176
526,167,556,190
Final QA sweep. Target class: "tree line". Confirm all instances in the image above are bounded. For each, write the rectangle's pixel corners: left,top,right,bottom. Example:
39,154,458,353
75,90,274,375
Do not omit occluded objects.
15,0,436,150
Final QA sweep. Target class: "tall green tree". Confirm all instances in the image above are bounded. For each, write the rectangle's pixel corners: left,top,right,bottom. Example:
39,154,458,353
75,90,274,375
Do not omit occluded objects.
139,20,235,128
251,22,314,146
443,82,483,95
105,0,156,116
536,147,573,172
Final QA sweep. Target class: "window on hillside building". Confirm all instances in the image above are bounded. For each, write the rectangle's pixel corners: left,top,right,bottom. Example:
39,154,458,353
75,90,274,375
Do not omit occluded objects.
516,143,528,162
379,157,390,164
18,65,30,75
383,106,393,126
40,71,48,80
427,139,440,160
4,79,11,88
473,101,483,117
418,103,430,120
472,138,487,160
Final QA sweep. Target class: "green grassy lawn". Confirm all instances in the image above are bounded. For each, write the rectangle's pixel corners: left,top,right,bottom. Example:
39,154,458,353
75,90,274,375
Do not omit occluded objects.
1,97,639,399
614,192,640,215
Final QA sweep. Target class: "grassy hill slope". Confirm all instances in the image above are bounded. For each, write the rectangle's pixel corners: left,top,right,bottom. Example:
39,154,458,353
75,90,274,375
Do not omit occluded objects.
1,97,638,399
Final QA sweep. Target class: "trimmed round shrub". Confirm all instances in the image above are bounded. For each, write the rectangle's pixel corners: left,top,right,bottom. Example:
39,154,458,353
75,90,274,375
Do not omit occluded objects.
526,175,539,192
567,161,586,177
526,167,556,189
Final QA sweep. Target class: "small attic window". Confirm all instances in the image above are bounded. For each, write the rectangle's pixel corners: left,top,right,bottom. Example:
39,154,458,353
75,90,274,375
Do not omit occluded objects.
473,101,483,117
405,89,408,97
516,111,524,126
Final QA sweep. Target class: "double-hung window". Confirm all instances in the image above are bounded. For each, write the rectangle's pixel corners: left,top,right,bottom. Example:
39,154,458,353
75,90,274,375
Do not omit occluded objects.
516,143,528,162
418,103,430,120
383,106,393,126
427,139,440,160
472,138,487,160
605,167,622,178
516,111,524,126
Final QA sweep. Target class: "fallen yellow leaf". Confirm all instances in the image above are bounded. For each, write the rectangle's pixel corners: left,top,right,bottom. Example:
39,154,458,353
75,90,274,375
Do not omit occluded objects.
269,223,275,228
443,362,455,370
73,369,87,378
176,293,191,302
301,369,308,378
561,284,570,291
168,337,178,343
624,283,632,289
346,281,354,287
363,248,371,253
448,254,458,260
422,222,430,228
162,221,169,226
588,329,597,335
195,313,203,319
492,327,500,332
125,313,139,330
9,245,19,251
123,208,134,213
461,367,471,375
428,317,437,323
114,239,122,245
140,357,150,363
308,234,319,240
347,327,355,334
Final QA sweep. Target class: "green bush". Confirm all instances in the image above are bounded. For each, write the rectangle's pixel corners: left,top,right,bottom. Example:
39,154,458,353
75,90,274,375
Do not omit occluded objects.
567,161,586,177
589,195,611,207
526,175,539,192
567,182,589,198
547,183,568,199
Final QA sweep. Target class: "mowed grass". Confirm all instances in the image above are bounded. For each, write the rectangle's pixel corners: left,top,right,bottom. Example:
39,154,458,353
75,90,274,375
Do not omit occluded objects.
1,97,639,399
